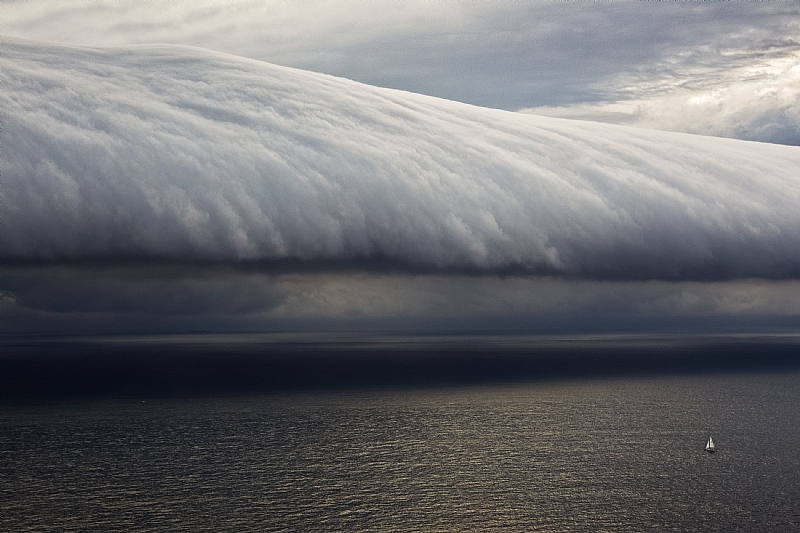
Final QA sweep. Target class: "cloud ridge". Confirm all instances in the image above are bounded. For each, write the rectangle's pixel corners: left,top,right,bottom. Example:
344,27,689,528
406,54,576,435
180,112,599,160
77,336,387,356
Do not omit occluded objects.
3,39,800,280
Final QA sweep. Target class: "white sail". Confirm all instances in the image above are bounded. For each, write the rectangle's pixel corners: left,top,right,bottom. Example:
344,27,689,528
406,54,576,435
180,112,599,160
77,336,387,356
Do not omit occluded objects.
705,437,716,452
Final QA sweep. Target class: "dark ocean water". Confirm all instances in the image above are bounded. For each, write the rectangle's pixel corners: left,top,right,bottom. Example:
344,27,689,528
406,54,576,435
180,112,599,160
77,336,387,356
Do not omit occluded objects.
2,366,800,532
0,339,800,532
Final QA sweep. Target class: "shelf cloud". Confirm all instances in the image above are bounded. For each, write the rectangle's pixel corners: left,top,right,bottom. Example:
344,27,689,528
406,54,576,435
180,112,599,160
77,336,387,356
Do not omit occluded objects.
4,39,800,283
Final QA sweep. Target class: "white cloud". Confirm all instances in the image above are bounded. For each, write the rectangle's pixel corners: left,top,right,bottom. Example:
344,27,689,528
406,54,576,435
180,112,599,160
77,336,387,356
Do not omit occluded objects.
3,39,800,282
524,50,800,146
5,1,799,113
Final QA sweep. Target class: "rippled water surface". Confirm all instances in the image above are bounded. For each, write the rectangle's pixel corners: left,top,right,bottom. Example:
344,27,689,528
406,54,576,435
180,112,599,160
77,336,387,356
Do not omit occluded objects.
2,372,800,532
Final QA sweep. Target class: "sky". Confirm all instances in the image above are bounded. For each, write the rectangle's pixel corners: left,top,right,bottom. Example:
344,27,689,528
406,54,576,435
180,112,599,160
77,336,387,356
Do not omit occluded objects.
3,1,800,335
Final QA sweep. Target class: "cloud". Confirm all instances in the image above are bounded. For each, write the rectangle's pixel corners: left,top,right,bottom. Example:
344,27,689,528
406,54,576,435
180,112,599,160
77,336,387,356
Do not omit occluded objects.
267,275,800,322
4,262,800,335
5,1,799,112
7,2,800,144
3,38,800,283
0,265,284,316
524,50,800,146
4,6,800,336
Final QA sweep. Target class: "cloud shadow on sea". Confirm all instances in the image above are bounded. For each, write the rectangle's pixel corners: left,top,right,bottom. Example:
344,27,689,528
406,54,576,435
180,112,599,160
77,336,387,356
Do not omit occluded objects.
3,333,800,403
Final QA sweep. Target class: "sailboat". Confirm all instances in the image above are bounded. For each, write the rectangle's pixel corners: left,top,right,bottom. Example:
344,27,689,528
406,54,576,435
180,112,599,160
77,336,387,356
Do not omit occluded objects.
705,436,716,453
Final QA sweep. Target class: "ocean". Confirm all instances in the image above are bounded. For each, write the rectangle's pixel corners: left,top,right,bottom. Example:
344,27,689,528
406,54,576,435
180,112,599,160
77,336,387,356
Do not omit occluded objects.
2,334,799,532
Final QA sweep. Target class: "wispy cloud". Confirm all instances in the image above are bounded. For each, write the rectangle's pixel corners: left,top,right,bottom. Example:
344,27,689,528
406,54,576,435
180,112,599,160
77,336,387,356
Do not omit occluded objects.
525,49,800,146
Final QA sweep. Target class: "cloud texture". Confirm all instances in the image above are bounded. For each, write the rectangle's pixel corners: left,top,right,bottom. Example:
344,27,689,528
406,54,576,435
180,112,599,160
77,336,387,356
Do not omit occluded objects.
6,1,800,144
3,39,800,281
525,50,800,146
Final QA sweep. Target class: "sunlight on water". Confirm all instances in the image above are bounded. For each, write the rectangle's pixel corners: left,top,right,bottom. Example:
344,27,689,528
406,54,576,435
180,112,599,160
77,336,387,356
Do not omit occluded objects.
2,372,799,532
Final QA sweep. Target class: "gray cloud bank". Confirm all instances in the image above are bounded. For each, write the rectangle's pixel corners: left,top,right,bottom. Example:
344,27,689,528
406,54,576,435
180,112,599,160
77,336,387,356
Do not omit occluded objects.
5,263,800,335
3,39,800,281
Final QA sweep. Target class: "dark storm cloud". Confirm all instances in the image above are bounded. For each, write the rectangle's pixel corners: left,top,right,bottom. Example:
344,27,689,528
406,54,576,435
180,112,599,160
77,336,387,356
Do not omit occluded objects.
3,39,800,282
0,263,284,316
5,261,800,335
0,262,291,334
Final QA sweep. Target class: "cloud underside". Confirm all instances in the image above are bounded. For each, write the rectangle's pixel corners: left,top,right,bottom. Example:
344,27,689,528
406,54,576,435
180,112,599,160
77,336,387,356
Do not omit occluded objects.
3,39,800,282
4,265,800,334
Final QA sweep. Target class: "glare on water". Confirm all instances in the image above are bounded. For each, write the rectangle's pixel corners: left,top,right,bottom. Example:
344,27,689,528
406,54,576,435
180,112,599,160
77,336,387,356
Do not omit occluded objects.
2,372,799,532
